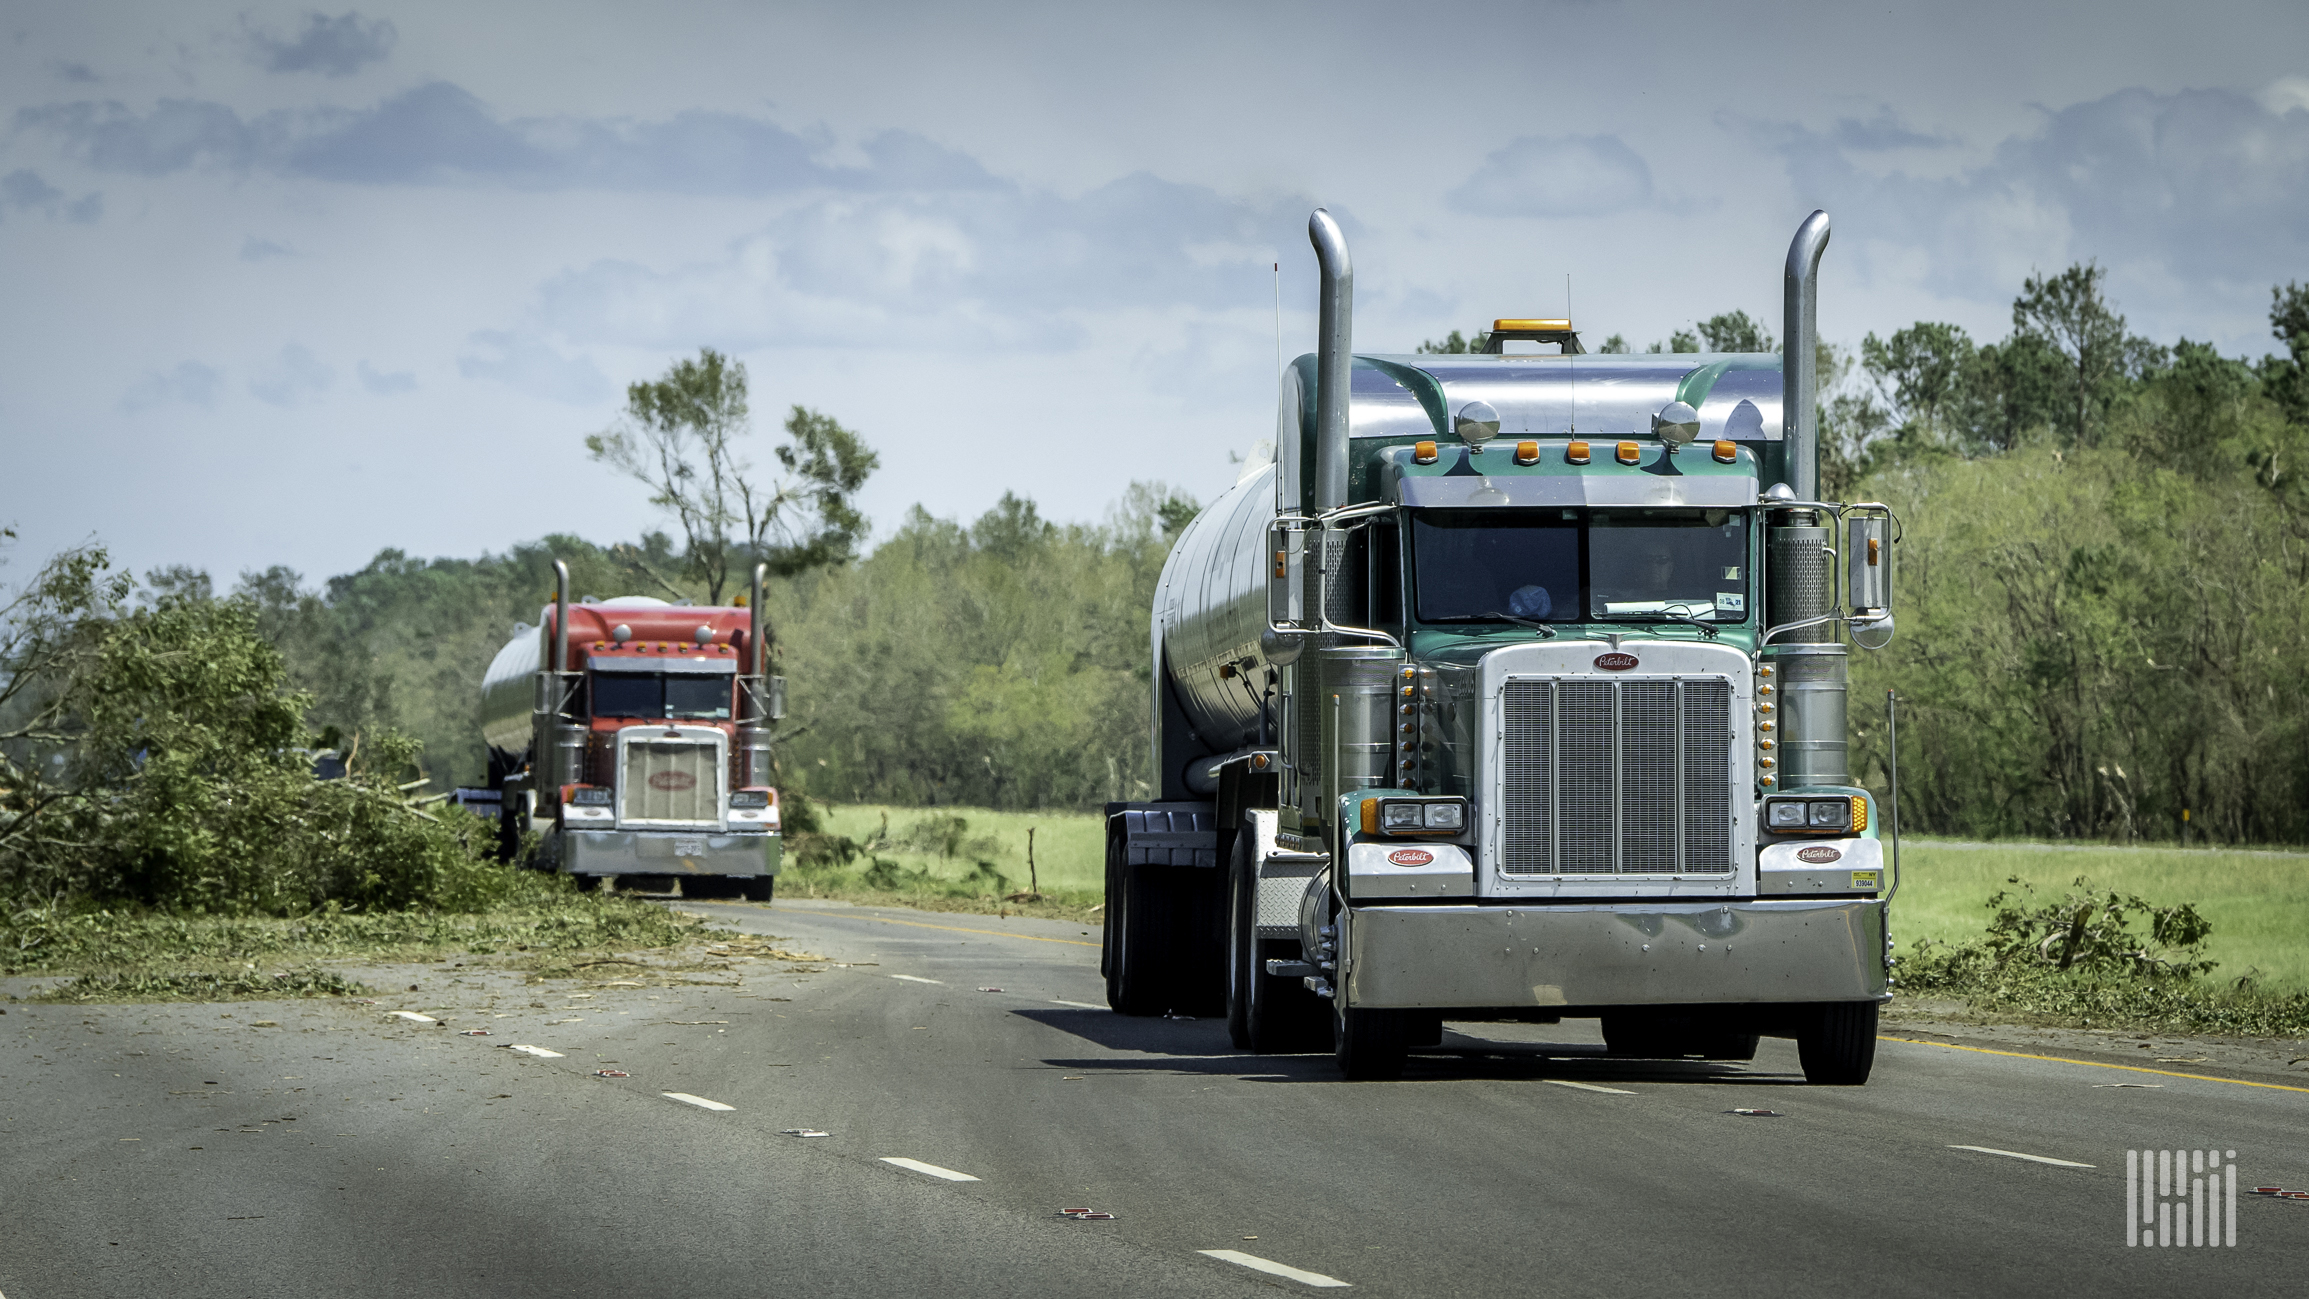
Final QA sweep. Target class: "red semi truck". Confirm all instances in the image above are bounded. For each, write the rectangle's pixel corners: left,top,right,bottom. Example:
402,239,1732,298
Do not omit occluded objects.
479,560,786,898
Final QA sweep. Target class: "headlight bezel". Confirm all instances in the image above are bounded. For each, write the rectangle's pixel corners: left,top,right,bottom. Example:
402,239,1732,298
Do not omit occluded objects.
1762,794,1865,836
1362,795,1471,838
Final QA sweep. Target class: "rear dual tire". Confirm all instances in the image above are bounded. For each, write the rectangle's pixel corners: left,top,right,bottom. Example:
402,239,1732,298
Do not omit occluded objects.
1105,835,1223,1016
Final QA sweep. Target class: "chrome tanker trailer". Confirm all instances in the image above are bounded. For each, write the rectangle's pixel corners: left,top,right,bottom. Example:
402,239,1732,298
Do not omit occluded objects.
479,561,786,898
1104,208,1901,1083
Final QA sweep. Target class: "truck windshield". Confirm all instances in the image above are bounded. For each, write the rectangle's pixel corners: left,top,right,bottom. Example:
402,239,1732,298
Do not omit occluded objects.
1411,508,1749,625
590,673,733,721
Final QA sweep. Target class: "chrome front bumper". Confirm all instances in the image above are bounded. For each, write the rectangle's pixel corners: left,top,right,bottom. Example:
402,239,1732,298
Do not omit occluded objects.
561,829,783,878
1343,898,1888,1009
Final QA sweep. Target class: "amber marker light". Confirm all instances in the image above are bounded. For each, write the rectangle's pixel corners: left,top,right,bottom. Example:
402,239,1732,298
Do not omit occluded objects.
1514,440,1540,464
1616,441,1640,465
1713,440,1738,463
1566,440,1591,464
1361,798,1380,834
1413,440,1439,464
1850,796,1869,832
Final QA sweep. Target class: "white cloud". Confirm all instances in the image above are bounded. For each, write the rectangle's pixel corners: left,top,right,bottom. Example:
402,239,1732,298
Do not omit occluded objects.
120,360,222,412
0,169,102,224
2258,75,2309,116
456,331,608,404
1448,135,1654,218
1756,86,2309,311
248,344,334,406
245,11,397,78
357,360,415,394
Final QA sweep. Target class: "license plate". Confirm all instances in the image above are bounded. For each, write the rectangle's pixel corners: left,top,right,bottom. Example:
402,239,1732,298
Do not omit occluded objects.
673,838,707,856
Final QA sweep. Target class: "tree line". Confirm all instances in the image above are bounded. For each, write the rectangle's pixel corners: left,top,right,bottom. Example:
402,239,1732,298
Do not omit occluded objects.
11,269,2309,851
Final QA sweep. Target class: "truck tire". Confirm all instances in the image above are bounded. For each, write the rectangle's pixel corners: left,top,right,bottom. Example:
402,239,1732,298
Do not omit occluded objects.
1333,999,1411,1081
496,791,527,865
1105,835,1174,1016
1224,839,1254,1050
1226,837,1331,1054
1698,1031,1760,1061
1797,1002,1879,1085
741,876,775,903
1600,1015,1677,1058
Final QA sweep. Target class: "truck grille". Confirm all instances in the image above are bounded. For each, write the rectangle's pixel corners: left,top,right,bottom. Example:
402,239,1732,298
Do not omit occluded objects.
1499,677,1733,874
620,734,724,826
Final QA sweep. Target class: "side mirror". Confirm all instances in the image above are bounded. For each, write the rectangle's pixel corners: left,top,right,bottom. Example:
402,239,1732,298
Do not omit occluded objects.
1846,515,1888,614
1846,513,1894,649
1268,520,1305,628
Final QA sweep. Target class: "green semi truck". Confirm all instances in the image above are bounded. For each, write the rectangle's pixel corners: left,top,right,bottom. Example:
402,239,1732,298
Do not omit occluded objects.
1106,209,1902,1082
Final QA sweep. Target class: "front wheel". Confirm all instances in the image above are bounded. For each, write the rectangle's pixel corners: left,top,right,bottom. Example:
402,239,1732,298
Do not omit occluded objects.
1797,1002,1879,1085
1226,836,1332,1055
741,876,775,904
1334,997,1411,1080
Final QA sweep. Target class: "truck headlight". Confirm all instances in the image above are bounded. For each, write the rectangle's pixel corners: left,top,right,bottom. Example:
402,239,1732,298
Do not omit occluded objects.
1808,800,1848,829
1766,800,1806,829
571,787,613,807
1365,797,1469,836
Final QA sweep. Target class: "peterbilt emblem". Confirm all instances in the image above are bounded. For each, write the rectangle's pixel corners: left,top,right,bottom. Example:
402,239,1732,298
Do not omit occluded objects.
1593,652,1640,671
648,771,698,792
1387,848,1435,867
1796,845,1843,864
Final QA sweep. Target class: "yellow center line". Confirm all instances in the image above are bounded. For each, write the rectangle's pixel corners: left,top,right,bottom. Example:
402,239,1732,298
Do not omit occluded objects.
1880,1035,2309,1095
821,911,1102,949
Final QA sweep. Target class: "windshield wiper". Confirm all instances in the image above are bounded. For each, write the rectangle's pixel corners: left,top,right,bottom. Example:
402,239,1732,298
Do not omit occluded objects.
1643,613,1721,639
1426,613,1556,637
1479,612,1557,638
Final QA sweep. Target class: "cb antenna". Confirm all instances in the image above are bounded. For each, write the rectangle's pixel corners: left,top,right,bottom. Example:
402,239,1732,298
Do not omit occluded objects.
1273,262,1283,378
1566,271,1575,436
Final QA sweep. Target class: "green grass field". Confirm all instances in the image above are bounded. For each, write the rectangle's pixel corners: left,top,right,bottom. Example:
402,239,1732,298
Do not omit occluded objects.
778,803,1107,918
1887,838,2309,993
790,806,2309,993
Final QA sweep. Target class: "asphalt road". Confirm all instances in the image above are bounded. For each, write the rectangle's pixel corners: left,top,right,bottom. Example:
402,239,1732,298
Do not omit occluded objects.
4,896,2307,1297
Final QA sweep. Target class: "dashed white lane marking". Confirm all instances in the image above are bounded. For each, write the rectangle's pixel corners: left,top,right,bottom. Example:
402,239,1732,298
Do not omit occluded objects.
1199,1249,1351,1288
1948,1144,2095,1168
504,1044,564,1058
880,1156,980,1182
890,975,943,985
1543,1079,1634,1095
663,1093,736,1112
388,1012,436,1023
1050,999,1107,1010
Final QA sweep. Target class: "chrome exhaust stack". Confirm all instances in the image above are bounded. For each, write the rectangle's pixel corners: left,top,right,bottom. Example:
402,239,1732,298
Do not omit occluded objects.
543,559,584,796
1766,210,1846,789
1298,209,1366,837
740,562,773,788
1781,209,1831,500
1309,208,1353,514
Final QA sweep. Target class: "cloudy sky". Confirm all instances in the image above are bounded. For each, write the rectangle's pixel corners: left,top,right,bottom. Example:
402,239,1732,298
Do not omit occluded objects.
5,1,2306,588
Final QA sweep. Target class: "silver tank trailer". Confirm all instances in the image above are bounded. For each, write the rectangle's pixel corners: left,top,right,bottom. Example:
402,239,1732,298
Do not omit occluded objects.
1150,461,1287,784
